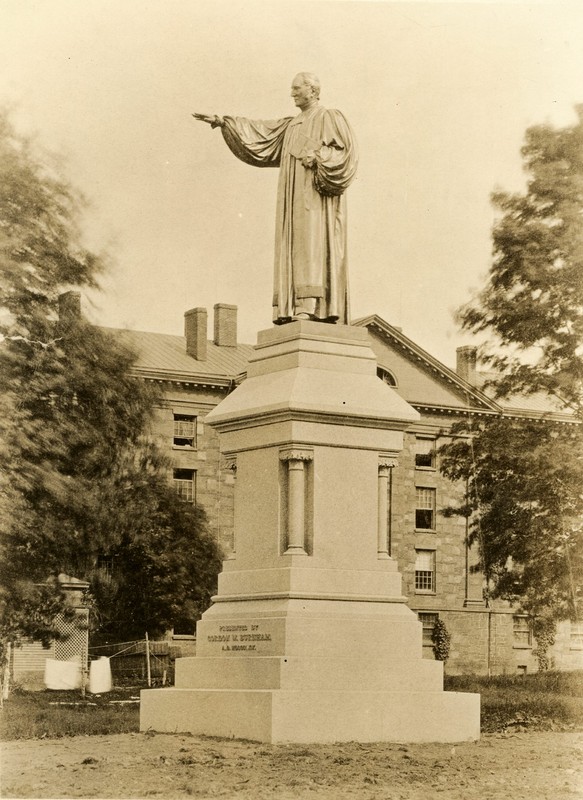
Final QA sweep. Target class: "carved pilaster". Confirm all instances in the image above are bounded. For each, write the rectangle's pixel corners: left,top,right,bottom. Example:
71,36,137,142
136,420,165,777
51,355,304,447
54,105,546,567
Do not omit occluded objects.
378,454,398,474
377,453,397,558
279,447,313,555
279,447,314,464
221,456,237,558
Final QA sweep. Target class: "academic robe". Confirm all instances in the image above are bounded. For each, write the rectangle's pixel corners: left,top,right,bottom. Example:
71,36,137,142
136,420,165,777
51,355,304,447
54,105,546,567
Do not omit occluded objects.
221,104,358,323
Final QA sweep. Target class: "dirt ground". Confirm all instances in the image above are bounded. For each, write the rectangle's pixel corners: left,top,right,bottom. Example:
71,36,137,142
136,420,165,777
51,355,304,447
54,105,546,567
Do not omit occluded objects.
1,730,582,800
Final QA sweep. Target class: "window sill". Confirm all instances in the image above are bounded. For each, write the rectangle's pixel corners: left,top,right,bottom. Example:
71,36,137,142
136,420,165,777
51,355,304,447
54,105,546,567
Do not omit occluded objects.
415,466,436,472
512,644,533,650
415,590,436,596
569,645,583,651
415,529,436,534
172,445,197,451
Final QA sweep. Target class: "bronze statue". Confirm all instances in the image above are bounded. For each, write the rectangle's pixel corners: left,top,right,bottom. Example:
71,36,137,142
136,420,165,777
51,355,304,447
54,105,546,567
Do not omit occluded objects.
193,73,358,324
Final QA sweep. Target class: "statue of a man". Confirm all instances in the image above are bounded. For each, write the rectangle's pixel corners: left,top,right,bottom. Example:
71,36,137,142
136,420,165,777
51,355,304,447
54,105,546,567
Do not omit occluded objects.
193,73,358,325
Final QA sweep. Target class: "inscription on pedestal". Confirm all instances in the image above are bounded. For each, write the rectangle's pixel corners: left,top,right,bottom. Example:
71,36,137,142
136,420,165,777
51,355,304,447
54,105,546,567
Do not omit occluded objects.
206,623,273,653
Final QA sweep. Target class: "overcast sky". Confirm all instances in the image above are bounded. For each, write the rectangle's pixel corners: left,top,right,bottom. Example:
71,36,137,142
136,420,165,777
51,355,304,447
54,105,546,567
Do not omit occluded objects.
1,0,582,366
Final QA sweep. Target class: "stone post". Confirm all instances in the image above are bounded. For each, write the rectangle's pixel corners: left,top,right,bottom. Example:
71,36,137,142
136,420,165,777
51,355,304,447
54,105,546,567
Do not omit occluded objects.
378,454,397,559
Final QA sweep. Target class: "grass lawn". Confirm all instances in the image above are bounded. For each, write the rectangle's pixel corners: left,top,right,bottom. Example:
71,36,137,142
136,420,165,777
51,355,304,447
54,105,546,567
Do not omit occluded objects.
0,687,140,740
445,670,583,732
1,672,582,740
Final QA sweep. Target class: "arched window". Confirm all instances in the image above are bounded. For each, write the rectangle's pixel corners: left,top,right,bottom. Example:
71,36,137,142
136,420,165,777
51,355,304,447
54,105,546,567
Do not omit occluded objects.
377,366,397,387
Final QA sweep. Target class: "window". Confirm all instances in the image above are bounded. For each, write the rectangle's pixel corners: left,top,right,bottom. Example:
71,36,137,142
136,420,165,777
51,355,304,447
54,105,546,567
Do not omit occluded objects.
173,414,196,448
416,487,436,530
173,468,196,503
377,367,397,387
418,612,439,646
415,437,436,469
172,618,196,636
570,621,583,649
415,550,436,592
513,616,532,647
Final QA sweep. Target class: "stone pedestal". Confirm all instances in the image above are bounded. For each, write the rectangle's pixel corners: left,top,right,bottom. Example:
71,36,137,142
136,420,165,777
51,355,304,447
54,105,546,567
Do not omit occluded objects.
140,321,479,743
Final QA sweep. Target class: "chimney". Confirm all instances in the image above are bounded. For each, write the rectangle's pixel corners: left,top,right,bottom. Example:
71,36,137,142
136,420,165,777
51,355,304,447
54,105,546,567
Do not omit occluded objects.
456,346,478,385
184,307,208,361
58,291,81,326
213,303,237,347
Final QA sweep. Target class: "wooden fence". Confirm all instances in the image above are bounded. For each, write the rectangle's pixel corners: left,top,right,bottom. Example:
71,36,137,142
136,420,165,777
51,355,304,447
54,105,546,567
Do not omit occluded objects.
88,639,192,686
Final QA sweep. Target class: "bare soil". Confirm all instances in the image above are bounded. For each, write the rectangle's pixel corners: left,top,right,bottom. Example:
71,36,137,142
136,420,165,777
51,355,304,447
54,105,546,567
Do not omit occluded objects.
2,730,582,800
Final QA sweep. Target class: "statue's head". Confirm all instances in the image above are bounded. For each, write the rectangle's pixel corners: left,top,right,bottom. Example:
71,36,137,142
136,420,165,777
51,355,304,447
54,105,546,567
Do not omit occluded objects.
291,73,321,109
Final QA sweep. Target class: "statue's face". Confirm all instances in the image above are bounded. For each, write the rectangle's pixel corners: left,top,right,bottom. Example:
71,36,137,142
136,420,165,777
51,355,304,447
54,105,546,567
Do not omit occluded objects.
291,77,314,110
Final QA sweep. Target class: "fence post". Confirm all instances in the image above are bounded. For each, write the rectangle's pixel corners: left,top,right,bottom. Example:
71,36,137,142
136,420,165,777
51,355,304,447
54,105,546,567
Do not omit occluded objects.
1,642,11,704
145,632,151,687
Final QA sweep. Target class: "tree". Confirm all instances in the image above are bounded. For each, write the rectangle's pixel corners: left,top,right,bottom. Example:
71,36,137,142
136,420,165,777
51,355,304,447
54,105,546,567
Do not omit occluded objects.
87,466,222,642
459,104,583,412
439,106,583,626
0,110,221,670
439,416,582,621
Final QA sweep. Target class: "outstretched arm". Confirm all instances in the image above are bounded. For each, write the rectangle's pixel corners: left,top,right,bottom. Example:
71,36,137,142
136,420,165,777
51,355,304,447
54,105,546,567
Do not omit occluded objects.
193,114,291,168
192,112,224,129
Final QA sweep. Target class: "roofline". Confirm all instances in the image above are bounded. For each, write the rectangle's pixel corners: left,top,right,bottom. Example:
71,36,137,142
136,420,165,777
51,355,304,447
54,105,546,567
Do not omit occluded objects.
354,315,576,424
409,402,576,423
103,325,248,388
353,314,501,412
131,366,235,390
113,318,576,423
494,407,577,424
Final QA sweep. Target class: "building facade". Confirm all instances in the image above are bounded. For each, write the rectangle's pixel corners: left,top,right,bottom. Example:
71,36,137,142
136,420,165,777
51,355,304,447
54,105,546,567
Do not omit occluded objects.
111,305,582,675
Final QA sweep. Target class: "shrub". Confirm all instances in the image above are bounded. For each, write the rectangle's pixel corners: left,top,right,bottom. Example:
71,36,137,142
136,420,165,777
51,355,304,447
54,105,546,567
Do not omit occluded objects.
432,618,451,662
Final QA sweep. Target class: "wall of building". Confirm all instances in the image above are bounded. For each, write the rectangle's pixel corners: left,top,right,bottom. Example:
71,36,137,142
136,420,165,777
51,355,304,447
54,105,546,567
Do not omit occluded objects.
393,427,474,607
152,386,236,556
551,621,583,671
12,640,56,690
391,426,545,675
427,610,539,676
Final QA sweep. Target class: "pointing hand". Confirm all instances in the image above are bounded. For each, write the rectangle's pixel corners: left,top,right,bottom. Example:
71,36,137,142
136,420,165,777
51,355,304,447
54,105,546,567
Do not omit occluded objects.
192,113,224,128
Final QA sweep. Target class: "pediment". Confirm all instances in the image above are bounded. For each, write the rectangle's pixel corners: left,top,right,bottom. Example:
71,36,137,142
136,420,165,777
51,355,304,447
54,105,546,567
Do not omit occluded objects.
354,316,499,414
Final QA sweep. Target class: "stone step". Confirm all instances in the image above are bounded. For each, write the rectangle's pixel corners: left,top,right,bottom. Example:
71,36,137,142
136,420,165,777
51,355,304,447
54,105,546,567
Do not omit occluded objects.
140,687,480,743
175,654,444,692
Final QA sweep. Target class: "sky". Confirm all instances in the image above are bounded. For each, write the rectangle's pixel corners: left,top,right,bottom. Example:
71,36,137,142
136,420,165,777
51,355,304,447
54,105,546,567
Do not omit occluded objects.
1,0,582,367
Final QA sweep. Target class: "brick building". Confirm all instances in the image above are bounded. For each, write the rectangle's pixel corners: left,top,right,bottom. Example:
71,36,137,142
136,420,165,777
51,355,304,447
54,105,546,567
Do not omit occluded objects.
111,304,253,558
110,304,582,675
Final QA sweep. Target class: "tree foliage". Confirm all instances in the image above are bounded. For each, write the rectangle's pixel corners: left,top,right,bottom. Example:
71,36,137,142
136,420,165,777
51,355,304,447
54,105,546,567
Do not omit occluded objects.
440,106,583,623
439,417,582,620
0,110,221,656
87,466,222,642
459,105,583,411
